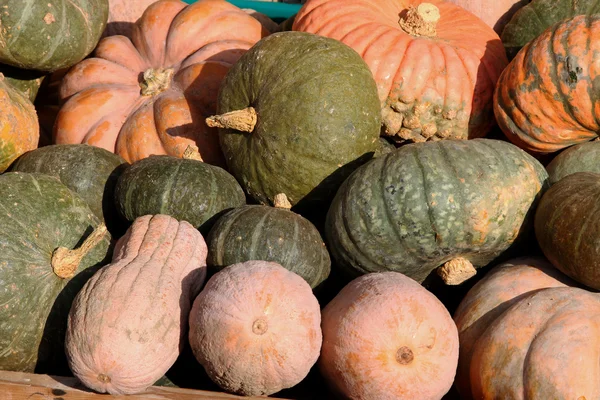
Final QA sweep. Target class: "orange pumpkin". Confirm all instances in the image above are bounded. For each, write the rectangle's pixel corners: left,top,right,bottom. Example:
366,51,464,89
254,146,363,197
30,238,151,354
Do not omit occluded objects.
293,0,508,143
54,0,270,166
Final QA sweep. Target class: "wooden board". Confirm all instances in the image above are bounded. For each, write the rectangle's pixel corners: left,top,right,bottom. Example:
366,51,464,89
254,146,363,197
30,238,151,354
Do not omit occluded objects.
0,370,291,400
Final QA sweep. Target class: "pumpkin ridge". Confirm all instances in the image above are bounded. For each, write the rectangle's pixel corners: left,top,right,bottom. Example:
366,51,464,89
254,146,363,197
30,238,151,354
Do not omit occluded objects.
161,162,183,215
248,211,273,261
414,147,442,252
36,0,69,67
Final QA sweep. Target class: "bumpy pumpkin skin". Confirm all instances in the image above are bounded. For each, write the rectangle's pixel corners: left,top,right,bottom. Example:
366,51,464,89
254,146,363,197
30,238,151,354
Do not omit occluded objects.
535,172,600,289
453,257,577,400
55,0,269,166
546,141,600,185
217,31,381,209
206,204,331,289
189,260,322,396
0,172,112,374
320,272,459,400
495,15,600,154
114,155,246,234
326,139,549,283
0,74,39,172
0,0,108,72
66,214,207,395
293,0,509,143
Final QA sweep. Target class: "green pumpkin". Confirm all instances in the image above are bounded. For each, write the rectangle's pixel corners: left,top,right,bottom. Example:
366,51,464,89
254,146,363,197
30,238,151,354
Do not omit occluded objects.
0,64,45,102
502,0,600,59
206,196,331,289
325,139,549,285
0,172,112,373
10,144,128,236
546,141,600,185
0,0,108,71
535,172,600,290
213,31,381,212
114,154,246,234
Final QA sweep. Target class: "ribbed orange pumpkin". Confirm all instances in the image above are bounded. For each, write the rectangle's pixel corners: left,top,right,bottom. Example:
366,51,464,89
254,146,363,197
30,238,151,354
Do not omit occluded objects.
293,0,508,143
494,15,600,153
54,0,269,165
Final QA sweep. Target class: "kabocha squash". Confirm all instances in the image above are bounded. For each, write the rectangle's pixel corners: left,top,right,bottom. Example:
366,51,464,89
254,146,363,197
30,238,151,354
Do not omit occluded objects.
326,139,549,285
0,64,45,103
546,141,600,185
114,152,245,234
10,144,128,236
446,0,528,34
189,260,322,396
0,74,39,172
65,214,208,395
55,0,269,165
320,272,459,400
211,31,381,210
453,257,577,399
0,0,108,72
535,172,600,290
0,172,112,374
293,0,508,143
502,0,600,59
495,15,600,154
206,194,331,289
454,258,600,399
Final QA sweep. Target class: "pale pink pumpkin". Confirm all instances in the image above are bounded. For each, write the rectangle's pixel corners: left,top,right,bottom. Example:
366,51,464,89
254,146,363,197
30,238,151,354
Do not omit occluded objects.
103,0,158,38
65,214,208,395
319,272,459,400
188,260,322,396
446,0,529,34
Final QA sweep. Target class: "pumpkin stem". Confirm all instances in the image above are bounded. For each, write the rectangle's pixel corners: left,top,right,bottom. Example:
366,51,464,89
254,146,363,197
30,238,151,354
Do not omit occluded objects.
437,257,476,285
252,317,268,335
399,3,440,37
273,193,292,209
51,223,108,279
182,144,204,162
396,346,414,365
140,68,174,96
205,107,257,133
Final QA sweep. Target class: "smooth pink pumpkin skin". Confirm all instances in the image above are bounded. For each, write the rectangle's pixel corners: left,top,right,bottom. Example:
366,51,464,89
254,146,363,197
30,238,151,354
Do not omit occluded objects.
319,272,459,400
65,214,208,395
102,0,158,38
188,260,322,396
445,0,528,34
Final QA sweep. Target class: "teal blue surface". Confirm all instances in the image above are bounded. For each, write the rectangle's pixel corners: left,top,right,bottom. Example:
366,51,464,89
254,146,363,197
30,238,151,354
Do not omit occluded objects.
181,0,301,21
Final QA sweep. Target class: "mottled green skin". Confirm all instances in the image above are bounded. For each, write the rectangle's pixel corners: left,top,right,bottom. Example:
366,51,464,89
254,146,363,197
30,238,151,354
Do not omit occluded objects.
0,172,112,373
546,141,600,185
114,155,246,234
0,0,108,71
206,205,331,289
326,139,549,283
502,0,600,59
217,31,381,211
535,172,600,289
0,64,45,102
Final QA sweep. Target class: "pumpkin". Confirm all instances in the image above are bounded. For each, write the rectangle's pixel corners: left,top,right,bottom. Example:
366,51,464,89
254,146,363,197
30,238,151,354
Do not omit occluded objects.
211,31,381,210
453,257,577,399
326,138,549,285
0,0,108,72
495,15,600,154
102,0,158,38
454,258,599,399
546,140,600,185
0,74,39,173
535,171,600,289
114,152,245,234
502,0,600,60
293,0,509,143
0,64,45,103
34,68,68,148
188,260,322,396
446,0,529,34
65,214,207,395
54,0,269,166
206,194,331,289
320,271,459,400
0,172,112,374
10,144,128,236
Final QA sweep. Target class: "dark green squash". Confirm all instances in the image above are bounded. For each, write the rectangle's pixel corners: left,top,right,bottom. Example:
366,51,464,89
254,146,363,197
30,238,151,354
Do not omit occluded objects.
0,64,45,102
325,139,549,285
501,0,600,59
546,141,600,185
10,144,128,236
211,31,381,212
0,0,108,71
0,172,112,374
206,194,331,289
114,154,246,234
535,171,600,290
